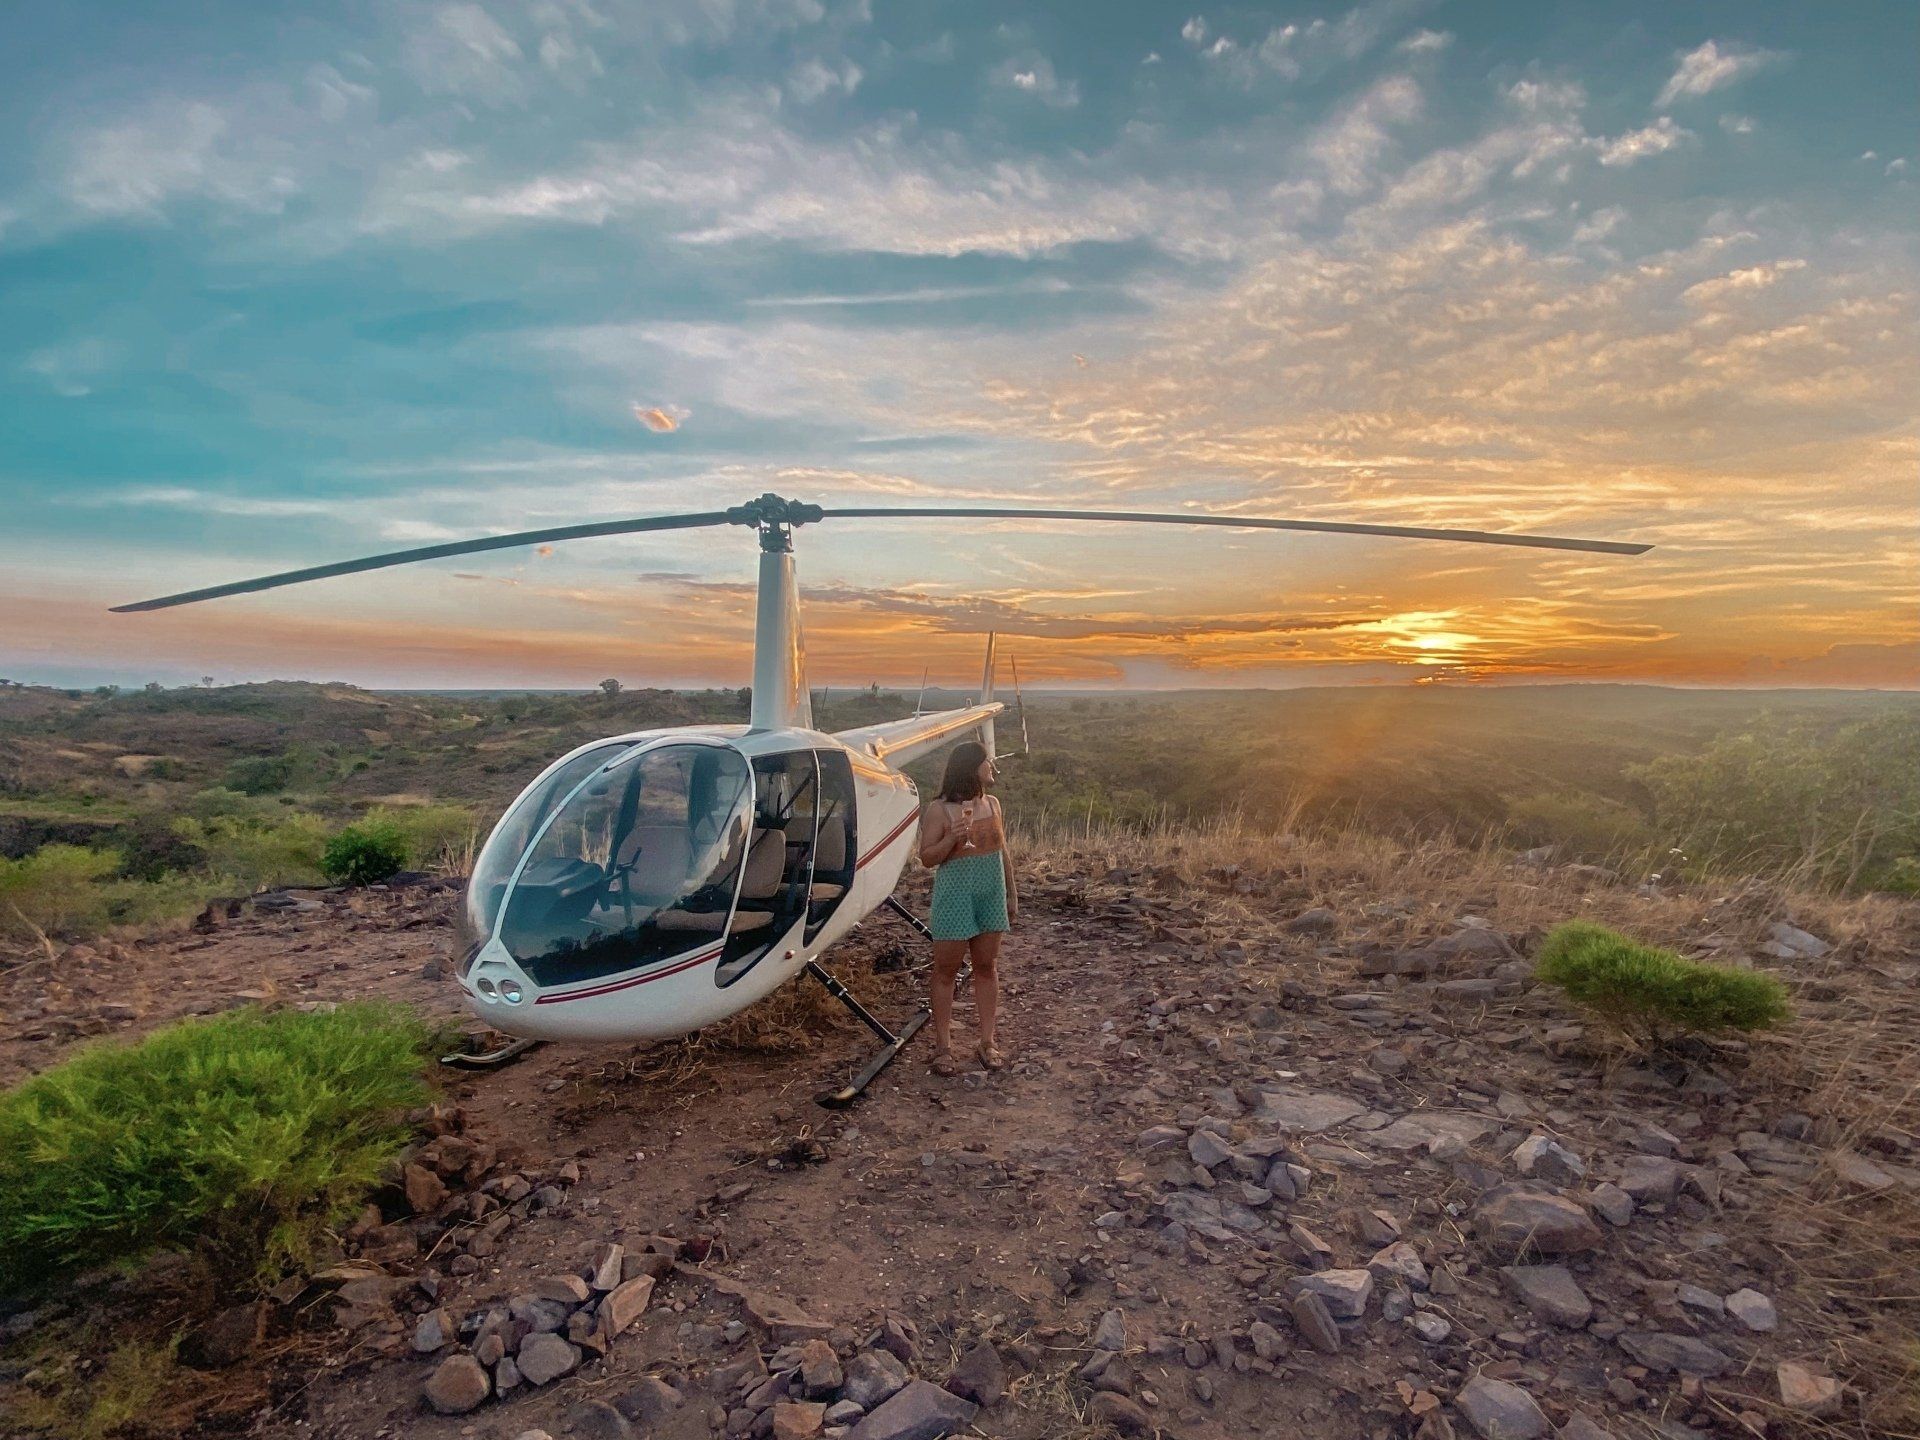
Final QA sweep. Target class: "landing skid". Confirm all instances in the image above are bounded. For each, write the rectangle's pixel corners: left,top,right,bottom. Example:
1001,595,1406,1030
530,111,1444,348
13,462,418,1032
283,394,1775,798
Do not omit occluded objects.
881,894,932,939
806,960,931,1108
440,1035,543,1070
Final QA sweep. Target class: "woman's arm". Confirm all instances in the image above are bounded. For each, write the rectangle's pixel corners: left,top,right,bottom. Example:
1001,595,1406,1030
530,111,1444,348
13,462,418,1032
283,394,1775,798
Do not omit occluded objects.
917,803,964,868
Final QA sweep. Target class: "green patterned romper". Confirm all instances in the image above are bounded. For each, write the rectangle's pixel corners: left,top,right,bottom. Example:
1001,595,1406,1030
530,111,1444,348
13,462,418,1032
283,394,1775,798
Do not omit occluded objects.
929,796,1010,941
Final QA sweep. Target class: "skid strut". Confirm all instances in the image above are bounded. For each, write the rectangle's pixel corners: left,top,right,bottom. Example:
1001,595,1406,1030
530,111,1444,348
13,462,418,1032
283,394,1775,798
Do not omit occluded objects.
882,894,932,939
440,1035,543,1071
807,960,930,1107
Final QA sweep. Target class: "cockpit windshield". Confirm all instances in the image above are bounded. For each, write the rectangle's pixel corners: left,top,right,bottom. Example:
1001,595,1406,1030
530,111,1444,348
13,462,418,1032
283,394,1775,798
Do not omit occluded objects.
493,743,753,988
461,741,635,967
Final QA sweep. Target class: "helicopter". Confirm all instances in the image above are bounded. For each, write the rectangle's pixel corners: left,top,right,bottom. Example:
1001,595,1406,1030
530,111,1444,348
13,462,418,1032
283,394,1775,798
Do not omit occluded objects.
115,492,1649,1101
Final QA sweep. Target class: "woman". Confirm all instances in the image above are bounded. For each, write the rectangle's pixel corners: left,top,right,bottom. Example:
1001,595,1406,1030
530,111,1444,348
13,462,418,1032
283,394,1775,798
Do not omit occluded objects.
917,739,1017,1075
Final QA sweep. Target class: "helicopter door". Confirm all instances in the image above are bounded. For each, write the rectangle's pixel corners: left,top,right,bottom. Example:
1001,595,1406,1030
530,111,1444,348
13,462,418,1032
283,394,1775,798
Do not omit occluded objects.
494,742,754,989
716,749,819,986
805,749,855,941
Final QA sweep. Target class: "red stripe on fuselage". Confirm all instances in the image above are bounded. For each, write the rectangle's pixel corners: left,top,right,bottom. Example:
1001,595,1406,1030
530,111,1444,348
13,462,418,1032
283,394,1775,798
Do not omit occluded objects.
856,810,917,870
532,943,724,1004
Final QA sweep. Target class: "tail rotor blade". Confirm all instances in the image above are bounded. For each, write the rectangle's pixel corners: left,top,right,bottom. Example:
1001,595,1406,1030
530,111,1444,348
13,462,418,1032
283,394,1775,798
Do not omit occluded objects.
819,506,1651,556
111,510,736,612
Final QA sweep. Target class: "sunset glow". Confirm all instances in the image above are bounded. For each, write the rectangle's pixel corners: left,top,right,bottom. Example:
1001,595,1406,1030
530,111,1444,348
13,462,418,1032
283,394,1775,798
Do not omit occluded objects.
1,4,1913,691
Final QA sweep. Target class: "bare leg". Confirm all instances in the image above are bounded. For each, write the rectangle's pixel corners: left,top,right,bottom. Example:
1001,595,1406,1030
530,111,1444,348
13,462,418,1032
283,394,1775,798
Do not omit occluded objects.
930,941,968,1055
968,931,1004,1054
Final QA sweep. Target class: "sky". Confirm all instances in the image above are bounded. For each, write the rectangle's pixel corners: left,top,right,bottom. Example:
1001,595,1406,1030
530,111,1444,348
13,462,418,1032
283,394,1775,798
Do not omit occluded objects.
0,0,1914,692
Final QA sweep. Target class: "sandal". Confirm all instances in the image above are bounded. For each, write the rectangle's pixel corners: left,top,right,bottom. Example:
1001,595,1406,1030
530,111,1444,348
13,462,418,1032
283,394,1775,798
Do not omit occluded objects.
976,1042,1005,1071
930,1048,963,1077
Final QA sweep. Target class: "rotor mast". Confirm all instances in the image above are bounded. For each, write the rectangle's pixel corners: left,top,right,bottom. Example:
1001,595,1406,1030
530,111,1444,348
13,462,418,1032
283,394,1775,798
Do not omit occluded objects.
734,494,823,733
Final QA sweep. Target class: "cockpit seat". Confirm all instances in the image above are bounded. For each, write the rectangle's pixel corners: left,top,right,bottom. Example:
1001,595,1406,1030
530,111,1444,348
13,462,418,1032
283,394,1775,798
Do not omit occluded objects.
808,817,850,902
614,823,695,904
737,826,787,900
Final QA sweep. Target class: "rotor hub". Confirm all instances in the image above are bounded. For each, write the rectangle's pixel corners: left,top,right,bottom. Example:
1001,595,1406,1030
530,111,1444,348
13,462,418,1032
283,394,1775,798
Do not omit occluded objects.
727,493,824,551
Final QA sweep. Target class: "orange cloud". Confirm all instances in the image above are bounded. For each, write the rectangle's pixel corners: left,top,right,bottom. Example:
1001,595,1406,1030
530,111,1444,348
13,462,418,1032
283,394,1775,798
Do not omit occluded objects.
631,404,684,432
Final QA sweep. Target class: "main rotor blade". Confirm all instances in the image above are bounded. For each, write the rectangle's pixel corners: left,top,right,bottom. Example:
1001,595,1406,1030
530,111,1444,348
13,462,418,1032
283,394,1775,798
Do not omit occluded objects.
110,511,737,612
820,505,1651,556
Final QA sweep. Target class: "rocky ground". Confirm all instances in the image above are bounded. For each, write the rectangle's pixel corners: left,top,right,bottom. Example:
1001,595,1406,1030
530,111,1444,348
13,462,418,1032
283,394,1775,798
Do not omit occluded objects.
2,832,1917,1440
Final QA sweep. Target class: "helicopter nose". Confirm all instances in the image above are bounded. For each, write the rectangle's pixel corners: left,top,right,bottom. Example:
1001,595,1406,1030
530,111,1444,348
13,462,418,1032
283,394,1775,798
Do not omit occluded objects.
466,943,531,1010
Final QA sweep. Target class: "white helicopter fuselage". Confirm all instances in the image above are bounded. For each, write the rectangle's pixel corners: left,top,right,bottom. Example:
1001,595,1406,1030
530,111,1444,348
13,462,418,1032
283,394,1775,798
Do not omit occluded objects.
458,723,926,1042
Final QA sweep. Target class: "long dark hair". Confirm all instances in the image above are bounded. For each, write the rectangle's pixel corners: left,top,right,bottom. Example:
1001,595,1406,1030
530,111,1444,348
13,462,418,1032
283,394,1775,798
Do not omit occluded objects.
938,740,989,803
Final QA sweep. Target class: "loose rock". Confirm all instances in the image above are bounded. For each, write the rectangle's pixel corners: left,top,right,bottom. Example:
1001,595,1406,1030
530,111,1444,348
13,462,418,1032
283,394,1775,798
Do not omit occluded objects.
518,1332,582,1386
1512,1135,1585,1185
1617,1331,1731,1377
1290,1267,1374,1319
1725,1288,1778,1333
842,1349,913,1410
1454,1375,1548,1440
1499,1265,1592,1328
945,1340,1006,1407
1472,1185,1603,1259
773,1400,828,1440
424,1354,492,1415
847,1379,978,1440
1088,1393,1154,1436
1291,1290,1343,1354
1776,1361,1843,1417
570,1400,638,1440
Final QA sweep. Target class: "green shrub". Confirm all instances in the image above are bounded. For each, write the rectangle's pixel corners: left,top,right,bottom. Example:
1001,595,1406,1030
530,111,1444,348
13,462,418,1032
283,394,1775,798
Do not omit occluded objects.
172,812,329,891
222,754,297,796
1535,921,1791,1043
322,819,409,886
0,845,122,939
367,803,479,872
0,1003,436,1292
0,845,233,941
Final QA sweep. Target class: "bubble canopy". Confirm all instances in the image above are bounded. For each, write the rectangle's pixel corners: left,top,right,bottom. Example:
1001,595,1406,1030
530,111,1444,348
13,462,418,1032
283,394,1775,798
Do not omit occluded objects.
461,739,756,990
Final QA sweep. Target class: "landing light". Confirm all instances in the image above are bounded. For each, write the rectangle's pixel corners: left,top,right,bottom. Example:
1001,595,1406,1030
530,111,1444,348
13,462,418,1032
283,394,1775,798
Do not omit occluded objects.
500,980,524,1004
476,977,498,1000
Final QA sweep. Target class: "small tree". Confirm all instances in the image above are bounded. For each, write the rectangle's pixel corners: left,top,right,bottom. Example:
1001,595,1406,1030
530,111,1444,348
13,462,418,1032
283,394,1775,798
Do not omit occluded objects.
598,678,622,697
1535,921,1790,1049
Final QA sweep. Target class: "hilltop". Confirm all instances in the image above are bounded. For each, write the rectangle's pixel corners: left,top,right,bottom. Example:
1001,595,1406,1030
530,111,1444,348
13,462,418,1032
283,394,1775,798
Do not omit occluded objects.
0,822,1914,1439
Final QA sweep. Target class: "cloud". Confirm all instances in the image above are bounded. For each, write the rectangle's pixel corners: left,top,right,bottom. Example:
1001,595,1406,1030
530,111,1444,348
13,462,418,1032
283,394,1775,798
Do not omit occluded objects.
632,403,688,432
1256,0,1435,80
1181,16,1208,44
1398,29,1451,54
403,3,526,101
23,339,121,398
1571,206,1626,245
989,54,1080,107
1680,258,1806,305
1306,75,1423,193
61,98,295,217
1597,116,1689,167
401,107,1229,258
1656,40,1778,107
787,56,863,102
1719,114,1755,135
